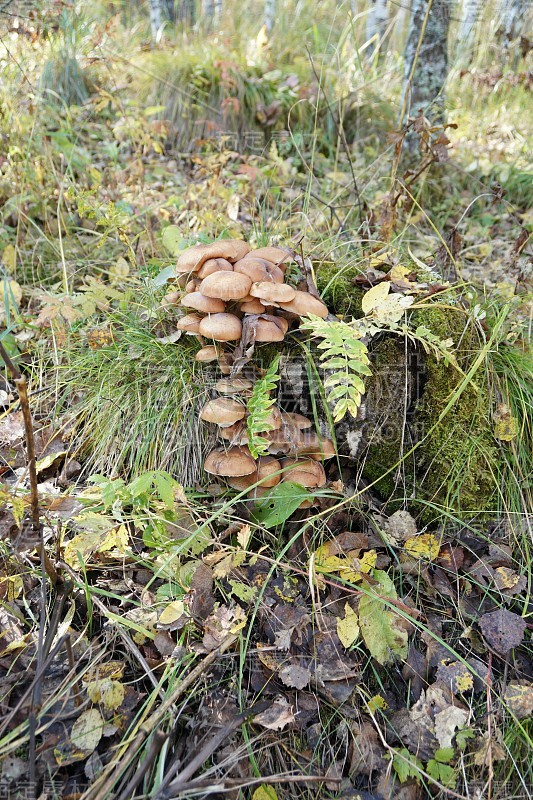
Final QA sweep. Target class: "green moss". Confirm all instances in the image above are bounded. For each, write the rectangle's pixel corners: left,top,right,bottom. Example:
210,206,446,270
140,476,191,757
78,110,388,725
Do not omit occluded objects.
412,305,499,519
315,261,365,317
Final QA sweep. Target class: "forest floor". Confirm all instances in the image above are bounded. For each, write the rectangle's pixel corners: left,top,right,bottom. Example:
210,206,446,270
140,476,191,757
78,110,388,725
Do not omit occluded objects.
0,6,532,800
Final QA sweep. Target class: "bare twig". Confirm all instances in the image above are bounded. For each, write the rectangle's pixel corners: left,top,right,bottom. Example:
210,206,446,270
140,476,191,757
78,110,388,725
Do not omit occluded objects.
0,341,58,585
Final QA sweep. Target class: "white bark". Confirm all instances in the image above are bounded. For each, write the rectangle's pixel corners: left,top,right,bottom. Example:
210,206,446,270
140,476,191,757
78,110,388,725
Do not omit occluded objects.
402,0,449,122
203,0,222,20
499,0,530,41
458,0,480,43
265,0,276,33
366,0,388,50
150,0,163,40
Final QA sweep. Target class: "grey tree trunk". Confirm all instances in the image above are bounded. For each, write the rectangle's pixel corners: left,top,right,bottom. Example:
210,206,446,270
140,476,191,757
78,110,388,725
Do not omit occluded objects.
402,0,449,123
366,0,388,57
150,0,163,40
265,0,276,33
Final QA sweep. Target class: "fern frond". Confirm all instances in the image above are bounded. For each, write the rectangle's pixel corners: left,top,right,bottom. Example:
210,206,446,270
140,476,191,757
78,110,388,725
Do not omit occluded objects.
247,355,281,458
300,316,371,423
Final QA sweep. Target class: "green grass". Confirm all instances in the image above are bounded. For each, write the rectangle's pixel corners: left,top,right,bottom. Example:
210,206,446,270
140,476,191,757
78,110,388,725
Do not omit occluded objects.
48,304,213,484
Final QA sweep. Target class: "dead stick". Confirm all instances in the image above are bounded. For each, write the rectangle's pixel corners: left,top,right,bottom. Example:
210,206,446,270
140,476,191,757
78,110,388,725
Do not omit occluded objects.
0,342,58,585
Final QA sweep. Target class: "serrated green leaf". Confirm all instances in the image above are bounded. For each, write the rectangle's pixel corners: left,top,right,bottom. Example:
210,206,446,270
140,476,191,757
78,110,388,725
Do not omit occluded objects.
358,571,408,664
252,482,312,528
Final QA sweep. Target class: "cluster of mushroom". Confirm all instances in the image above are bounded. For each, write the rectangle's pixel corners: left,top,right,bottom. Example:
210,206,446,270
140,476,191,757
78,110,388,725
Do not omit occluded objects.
199,376,335,498
165,239,328,370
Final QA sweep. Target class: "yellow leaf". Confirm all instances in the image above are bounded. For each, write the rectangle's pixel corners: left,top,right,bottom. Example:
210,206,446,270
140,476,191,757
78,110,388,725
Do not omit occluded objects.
389,265,411,282
86,678,125,711
368,694,388,713
252,786,278,800
404,534,441,561
361,281,391,315
337,603,360,648
159,600,186,625
2,244,16,272
494,404,518,442
36,450,67,473
237,524,252,550
70,709,104,753
64,522,129,568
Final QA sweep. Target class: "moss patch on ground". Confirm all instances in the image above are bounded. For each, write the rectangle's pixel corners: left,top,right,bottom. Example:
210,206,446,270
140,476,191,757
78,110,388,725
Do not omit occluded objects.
316,261,365,317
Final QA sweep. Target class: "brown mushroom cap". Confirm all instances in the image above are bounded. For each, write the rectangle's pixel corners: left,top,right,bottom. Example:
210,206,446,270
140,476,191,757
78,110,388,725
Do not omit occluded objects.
161,290,181,308
199,313,242,341
250,247,292,266
256,456,282,487
254,318,286,342
197,258,234,279
306,439,336,460
281,458,327,488
176,313,204,334
181,292,225,314
176,240,250,273
204,446,256,477
260,405,283,431
279,291,328,318
200,397,246,426
200,271,252,301
282,412,312,430
219,420,249,444
250,282,296,304
195,345,219,362
240,299,268,314
215,377,254,394
227,473,258,491
234,258,284,284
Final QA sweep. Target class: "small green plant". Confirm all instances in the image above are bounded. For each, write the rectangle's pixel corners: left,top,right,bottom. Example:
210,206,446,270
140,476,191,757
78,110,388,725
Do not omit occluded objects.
246,355,281,458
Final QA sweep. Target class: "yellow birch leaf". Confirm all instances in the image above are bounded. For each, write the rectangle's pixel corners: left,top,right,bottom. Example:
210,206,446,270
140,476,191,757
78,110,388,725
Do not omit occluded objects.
159,600,186,625
70,709,104,753
337,603,360,648
361,281,391,315
86,678,125,711
368,694,388,712
404,534,441,561
252,786,278,800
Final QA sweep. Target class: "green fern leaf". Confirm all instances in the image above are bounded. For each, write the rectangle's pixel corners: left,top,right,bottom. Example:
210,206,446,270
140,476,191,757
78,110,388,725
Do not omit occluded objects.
301,315,371,423
247,355,281,459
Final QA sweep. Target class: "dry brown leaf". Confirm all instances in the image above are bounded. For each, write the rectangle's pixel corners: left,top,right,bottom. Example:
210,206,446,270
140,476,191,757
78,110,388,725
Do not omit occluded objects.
479,608,526,656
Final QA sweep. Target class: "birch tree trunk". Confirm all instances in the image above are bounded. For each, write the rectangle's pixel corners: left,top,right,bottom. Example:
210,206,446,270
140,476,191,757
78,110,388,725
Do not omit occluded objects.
366,0,388,56
458,0,480,43
499,0,529,43
265,0,276,34
402,0,449,123
202,0,222,23
150,0,163,40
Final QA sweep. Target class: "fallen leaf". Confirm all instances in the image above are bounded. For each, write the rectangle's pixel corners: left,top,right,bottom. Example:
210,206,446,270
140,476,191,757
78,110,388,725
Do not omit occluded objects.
436,660,474,694
278,664,311,690
473,729,506,766
504,683,533,719
254,697,295,731
358,571,408,664
362,281,391,314
159,600,186,625
70,709,104,754
494,403,518,441
434,705,469,749
252,786,278,800
86,679,125,711
479,608,526,656
404,534,441,561
336,603,360,648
